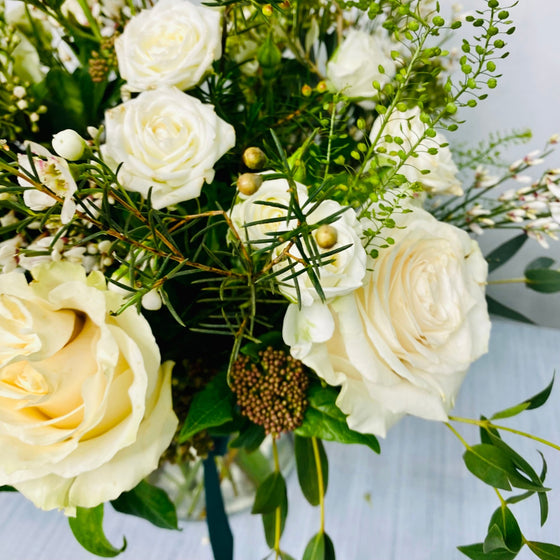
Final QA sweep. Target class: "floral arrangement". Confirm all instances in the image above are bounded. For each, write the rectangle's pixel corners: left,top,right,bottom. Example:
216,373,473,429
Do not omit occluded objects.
1,0,560,559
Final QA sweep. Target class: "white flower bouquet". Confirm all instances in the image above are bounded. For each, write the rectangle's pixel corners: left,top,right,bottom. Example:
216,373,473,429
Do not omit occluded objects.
0,0,559,559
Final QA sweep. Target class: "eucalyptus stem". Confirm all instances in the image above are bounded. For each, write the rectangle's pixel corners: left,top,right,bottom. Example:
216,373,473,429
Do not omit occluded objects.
445,422,470,450
448,416,560,453
311,436,325,534
487,278,526,285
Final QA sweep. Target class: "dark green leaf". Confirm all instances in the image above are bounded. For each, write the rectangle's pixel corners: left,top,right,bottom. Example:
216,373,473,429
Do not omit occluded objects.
68,505,126,558
486,296,535,324
279,553,297,560
0,485,16,492
295,385,380,453
491,375,554,419
486,234,527,273
179,372,235,442
295,436,329,506
457,542,517,559
486,507,522,553
229,422,266,453
525,269,560,293
111,480,178,530
525,257,555,273
526,541,560,560
252,472,287,515
262,485,288,548
303,532,336,560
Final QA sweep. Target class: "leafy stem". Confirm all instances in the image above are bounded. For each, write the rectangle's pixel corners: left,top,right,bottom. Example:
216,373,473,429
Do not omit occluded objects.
312,436,326,534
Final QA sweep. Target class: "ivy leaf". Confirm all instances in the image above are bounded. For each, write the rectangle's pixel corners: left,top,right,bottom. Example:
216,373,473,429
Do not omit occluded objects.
68,505,126,558
295,436,329,506
179,372,235,442
302,532,336,560
111,480,178,530
486,233,527,273
295,385,380,453
526,541,560,560
252,472,287,515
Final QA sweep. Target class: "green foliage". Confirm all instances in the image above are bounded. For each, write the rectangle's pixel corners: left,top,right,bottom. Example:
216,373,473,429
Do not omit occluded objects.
486,234,527,274
302,532,336,560
252,471,287,515
111,481,178,531
486,296,535,325
295,436,329,506
68,505,126,558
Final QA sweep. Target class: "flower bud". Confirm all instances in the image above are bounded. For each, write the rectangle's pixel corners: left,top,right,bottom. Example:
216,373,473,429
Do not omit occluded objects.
142,289,163,311
52,129,86,161
237,173,263,196
315,224,338,249
242,147,267,170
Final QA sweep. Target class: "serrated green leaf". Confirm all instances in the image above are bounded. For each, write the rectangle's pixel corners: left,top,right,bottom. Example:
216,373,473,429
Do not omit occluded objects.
303,532,335,560
486,295,535,324
486,234,527,273
179,372,235,442
68,505,126,558
525,269,560,293
526,541,560,560
295,385,380,453
295,436,329,506
262,485,288,548
252,472,286,514
525,257,555,273
111,480,178,530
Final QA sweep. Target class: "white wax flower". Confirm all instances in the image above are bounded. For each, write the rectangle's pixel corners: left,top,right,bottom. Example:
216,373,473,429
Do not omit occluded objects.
273,201,367,307
17,142,78,224
369,107,463,196
283,205,490,437
102,87,235,209
326,29,397,109
52,129,86,161
0,262,178,514
229,176,308,248
116,0,222,92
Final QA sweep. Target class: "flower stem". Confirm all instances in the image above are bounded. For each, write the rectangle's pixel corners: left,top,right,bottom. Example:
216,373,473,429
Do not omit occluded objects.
312,437,325,534
272,437,282,559
445,422,471,450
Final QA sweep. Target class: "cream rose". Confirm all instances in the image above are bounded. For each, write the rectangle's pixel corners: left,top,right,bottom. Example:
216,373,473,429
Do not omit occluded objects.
102,87,235,209
273,200,367,306
327,29,397,109
283,206,490,437
0,262,178,514
229,176,308,248
369,107,463,196
116,0,222,92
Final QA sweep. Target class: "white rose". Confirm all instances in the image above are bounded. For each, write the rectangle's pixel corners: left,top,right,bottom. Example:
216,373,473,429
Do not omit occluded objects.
102,87,235,209
17,141,77,224
0,262,178,513
369,107,463,196
116,0,222,92
229,176,308,248
273,201,367,306
283,206,490,437
327,29,397,109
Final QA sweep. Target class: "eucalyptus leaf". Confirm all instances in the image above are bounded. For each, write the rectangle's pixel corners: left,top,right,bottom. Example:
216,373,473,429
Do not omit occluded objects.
483,524,509,553
526,541,560,560
491,375,554,419
295,385,380,453
111,480,178,530
295,436,329,506
486,507,522,553
302,532,336,560
486,233,527,273
179,372,235,442
457,542,518,560
252,472,287,515
68,505,126,558
486,296,535,324
525,269,560,293
525,257,555,273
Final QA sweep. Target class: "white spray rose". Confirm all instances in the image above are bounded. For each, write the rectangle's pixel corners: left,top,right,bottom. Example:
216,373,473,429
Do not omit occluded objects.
369,107,463,196
0,262,178,514
273,201,367,306
17,142,77,224
102,87,235,209
229,176,308,248
116,0,222,92
283,206,490,437
327,29,397,109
